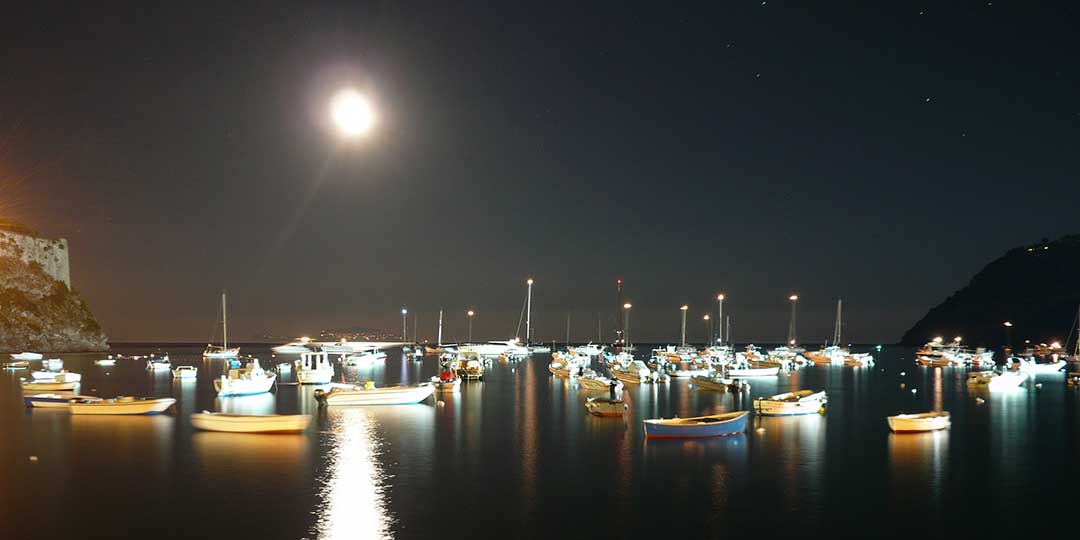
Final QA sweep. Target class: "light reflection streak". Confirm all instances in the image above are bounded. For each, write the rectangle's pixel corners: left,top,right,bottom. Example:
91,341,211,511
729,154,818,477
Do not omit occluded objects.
315,409,392,540
889,429,948,506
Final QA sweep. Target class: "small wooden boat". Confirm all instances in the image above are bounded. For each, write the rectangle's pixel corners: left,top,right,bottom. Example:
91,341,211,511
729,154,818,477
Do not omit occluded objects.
172,365,198,379
576,371,622,392
3,361,30,369
314,382,436,406
966,371,1025,391
70,396,176,415
191,411,311,433
10,352,43,361
548,360,572,378
887,411,950,433
31,370,82,382
22,380,79,391
585,397,627,417
753,390,827,416
24,393,102,408
643,411,749,439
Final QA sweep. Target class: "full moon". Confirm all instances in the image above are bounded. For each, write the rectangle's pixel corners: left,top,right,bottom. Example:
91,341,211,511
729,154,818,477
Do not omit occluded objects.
330,89,374,137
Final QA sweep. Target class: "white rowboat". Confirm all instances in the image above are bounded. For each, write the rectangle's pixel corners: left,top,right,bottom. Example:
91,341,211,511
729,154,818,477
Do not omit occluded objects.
191,411,311,433
22,380,79,391
314,383,435,406
70,397,176,415
887,411,950,433
754,390,827,416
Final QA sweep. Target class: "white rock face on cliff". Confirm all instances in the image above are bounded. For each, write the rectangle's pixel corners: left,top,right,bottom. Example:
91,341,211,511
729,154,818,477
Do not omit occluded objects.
0,226,107,352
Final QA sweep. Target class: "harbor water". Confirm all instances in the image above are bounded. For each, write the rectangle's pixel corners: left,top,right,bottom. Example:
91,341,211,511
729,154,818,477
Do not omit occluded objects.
2,345,1077,539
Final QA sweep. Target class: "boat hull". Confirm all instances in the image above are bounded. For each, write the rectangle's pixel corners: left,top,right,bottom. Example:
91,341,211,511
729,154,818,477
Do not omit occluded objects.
297,369,334,385
643,411,749,439
22,381,78,391
315,384,435,406
214,374,276,396
191,412,310,433
70,398,176,415
754,391,827,416
887,412,950,432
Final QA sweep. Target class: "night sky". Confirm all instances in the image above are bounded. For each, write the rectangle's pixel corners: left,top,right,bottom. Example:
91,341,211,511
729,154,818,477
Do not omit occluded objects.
1,2,1077,344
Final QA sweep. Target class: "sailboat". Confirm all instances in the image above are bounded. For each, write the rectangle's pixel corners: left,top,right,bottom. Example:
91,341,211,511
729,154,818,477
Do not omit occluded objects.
807,299,848,365
204,292,240,358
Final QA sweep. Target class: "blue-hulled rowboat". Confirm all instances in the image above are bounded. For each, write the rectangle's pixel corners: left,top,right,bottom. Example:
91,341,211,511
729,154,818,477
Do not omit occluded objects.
643,410,749,439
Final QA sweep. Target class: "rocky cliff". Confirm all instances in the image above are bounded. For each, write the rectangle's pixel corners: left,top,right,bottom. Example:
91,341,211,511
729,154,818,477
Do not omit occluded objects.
0,243,108,353
900,234,1080,347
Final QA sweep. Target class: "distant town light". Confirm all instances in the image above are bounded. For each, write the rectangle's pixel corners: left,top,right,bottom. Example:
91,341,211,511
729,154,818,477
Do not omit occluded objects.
527,278,534,285
717,294,725,300
1003,321,1013,327
623,303,632,309
680,305,688,311
789,295,798,301
703,315,710,320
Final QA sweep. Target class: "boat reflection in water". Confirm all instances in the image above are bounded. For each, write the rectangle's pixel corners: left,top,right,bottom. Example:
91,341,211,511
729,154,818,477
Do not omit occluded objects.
70,415,175,478
889,429,948,509
752,413,826,516
215,391,276,415
314,408,393,540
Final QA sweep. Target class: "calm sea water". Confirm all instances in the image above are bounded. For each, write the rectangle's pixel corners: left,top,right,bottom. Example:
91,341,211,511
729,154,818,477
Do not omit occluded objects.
2,344,1077,539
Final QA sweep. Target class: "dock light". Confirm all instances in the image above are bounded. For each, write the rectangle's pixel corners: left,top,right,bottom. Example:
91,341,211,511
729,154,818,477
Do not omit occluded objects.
527,278,533,285
717,294,724,301
681,305,688,311
331,89,374,137
467,310,474,317
704,315,710,320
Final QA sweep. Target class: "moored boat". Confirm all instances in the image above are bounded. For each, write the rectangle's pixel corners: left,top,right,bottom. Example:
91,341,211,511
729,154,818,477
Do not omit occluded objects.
314,382,435,406
22,380,79,391
147,357,171,371
94,357,116,366
887,411,950,433
3,361,29,369
31,370,82,382
70,396,176,415
585,397,627,417
191,411,311,433
10,352,43,361
689,374,750,392
643,411,749,439
172,365,198,379
42,358,63,370
727,365,779,377
966,370,1025,391
24,393,102,408
214,359,276,396
295,351,334,384
753,390,827,416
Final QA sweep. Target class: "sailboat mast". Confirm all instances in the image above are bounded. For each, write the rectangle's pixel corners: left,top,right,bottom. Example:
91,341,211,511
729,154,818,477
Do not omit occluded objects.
526,279,533,344
222,292,227,350
566,313,571,345
833,299,843,346
437,309,443,346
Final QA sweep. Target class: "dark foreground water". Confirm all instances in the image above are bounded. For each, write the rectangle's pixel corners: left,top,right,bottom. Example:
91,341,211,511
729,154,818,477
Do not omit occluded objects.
2,344,1078,539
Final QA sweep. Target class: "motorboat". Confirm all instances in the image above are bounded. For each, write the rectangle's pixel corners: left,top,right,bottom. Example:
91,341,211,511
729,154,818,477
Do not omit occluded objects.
22,380,79,392
271,338,314,354
94,357,116,366
610,361,659,384
844,353,875,367
70,396,176,415
887,411,950,433
1010,357,1066,374
42,358,63,370
344,349,387,366
30,370,81,383
548,360,573,378
214,359,276,396
585,397,627,417
753,390,827,416
452,352,486,380
314,382,436,406
806,346,846,365
172,365,198,379
295,351,334,384
643,411,749,439
24,393,102,408
689,373,750,392
569,343,606,357
10,352,42,361
915,337,948,358
430,374,461,393
191,411,311,433
528,345,552,354
146,357,171,370
966,371,1025,391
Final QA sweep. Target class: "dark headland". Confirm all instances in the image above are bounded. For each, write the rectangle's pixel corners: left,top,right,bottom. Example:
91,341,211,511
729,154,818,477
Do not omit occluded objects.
900,234,1080,347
